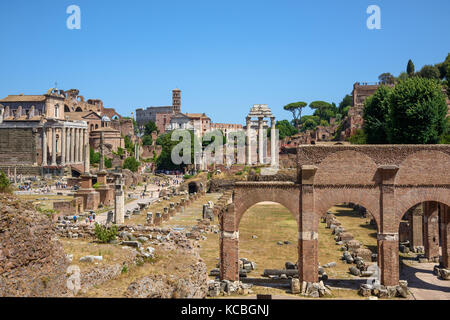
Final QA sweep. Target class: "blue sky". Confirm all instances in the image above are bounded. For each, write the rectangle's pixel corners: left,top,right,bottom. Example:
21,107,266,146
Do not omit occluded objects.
0,0,449,124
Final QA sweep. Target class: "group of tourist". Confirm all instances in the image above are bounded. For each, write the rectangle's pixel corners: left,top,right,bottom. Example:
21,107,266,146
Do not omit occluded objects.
72,212,96,225
17,184,32,191
54,181,68,189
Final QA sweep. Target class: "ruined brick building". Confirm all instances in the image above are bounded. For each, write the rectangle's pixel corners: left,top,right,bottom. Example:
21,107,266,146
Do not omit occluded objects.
218,145,450,288
136,88,243,137
0,88,132,176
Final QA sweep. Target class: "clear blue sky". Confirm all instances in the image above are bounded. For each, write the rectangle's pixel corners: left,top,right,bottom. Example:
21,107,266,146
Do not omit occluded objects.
0,0,449,124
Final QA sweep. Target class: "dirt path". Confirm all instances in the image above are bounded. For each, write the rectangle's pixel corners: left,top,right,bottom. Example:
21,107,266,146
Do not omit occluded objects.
400,261,450,300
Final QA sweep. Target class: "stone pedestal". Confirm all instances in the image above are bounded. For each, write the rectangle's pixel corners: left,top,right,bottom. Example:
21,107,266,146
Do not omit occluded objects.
114,173,125,224
169,203,176,217
75,174,100,211
146,212,153,225
162,207,169,221
154,212,162,226
97,171,114,206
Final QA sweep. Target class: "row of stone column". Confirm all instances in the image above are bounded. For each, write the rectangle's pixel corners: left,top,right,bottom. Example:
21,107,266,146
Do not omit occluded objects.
245,116,276,166
42,126,88,166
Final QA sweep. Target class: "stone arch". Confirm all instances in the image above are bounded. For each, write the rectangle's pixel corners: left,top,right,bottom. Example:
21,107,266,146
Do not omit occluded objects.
395,150,450,185
75,107,83,112
314,187,380,230
314,150,378,185
188,181,199,193
233,186,299,228
395,188,450,225
64,104,71,113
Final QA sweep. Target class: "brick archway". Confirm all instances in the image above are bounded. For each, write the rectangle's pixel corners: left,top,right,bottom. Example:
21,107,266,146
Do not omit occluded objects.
234,182,300,226
219,145,450,288
314,187,380,229
395,187,450,222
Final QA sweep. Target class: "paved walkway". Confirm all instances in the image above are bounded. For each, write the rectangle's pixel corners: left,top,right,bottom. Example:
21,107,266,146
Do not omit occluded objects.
400,261,450,300
95,183,168,224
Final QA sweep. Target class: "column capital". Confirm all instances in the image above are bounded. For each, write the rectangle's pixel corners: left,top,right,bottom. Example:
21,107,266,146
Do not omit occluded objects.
377,165,399,185
377,233,399,241
301,165,318,185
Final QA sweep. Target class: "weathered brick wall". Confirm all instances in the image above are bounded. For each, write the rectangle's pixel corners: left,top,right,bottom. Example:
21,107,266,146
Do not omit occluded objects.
0,128,36,165
219,145,450,286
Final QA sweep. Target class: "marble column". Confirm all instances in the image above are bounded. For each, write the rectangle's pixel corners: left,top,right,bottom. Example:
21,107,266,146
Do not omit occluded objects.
42,127,47,166
246,117,251,166
79,128,83,163
270,116,276,167
61,127,66,166
51,127,57,166
71,128,76,164
75,128,80,163
99,131,105,171
84,129,90,174
66,128,71,165
258,116,264,164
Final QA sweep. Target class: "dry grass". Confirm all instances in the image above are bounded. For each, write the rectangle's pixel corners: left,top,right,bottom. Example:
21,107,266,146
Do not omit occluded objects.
61,199,377,299
61,238,135,272
199,202,378,299
80,247,197,297
126,194,186,225
164,193,222,228
329,205,378,254
16,194,74,211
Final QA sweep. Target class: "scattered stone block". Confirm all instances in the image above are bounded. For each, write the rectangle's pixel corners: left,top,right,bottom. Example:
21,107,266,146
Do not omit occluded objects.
291,278,301,294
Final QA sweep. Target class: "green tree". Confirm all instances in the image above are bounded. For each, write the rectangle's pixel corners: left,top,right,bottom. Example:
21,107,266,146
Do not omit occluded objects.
156,131,200,170
439,117,450,144
283,102,307,128
338,94,352,114
310,101,335,122
0,170,11,193
407,59,415,76
388,77,448,144
348,129,367,145
363,85,392,144
397,72,409,82
435,53,450,80
90,147,100,164
274,120,298,139
144,121,158,136
124,135,134,155
446,64,450,93
142,135,153,146
418,65,441,79
301,117,319,132
123,156,140,172
94,223,118,243
104,157,113,168
378,73,395,84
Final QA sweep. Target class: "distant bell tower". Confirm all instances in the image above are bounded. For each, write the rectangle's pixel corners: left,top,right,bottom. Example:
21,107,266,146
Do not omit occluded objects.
172,88,181,113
